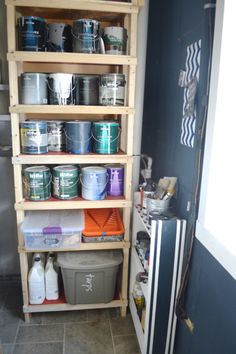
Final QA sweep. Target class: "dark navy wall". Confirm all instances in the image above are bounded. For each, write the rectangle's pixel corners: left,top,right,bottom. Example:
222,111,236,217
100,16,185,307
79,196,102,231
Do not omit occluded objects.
175,240,236,354
142,0,236,353
142,0,212,219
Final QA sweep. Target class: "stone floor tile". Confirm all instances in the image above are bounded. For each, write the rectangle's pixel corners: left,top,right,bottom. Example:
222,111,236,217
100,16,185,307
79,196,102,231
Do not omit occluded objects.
16,324,64,343
65,320,114,354
0,324,18,345
2,343,14,354
87,309,109,322
12,342,63,354
110,314,135,336
41,310,87,324
113,334,141,354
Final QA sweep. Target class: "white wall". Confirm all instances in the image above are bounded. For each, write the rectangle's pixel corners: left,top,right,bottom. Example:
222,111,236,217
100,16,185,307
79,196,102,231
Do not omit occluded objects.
196,0,236,279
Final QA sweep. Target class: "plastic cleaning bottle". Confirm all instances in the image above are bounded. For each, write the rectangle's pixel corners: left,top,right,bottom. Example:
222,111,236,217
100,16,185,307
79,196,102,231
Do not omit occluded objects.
32,252,45,268
28,257,45,304
45,257,59,300
46,252,59,273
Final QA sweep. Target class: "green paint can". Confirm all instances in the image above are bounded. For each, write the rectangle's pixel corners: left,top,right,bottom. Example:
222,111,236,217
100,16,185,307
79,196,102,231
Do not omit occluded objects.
92,121,120,154
52,165,78,200
23,166,51,201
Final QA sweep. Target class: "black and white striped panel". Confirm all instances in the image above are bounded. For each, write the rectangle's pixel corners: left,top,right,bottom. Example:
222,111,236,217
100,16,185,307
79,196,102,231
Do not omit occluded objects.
181,40,201,148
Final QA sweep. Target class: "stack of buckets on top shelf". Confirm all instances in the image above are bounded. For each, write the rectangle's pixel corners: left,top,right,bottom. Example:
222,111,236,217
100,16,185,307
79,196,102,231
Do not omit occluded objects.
18,17,127,107
23,164,124,201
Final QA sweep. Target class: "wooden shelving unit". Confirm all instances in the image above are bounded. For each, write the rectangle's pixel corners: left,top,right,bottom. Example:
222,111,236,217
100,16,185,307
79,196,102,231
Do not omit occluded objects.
6,0,143,322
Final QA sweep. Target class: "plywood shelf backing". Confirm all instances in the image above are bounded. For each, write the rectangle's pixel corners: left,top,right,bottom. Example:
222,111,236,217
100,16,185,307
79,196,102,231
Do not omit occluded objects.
6,0,140,319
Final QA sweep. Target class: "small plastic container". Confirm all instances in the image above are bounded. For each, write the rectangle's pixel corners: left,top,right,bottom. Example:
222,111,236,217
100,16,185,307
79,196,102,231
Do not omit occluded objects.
21,210,84,250
57,250,123,304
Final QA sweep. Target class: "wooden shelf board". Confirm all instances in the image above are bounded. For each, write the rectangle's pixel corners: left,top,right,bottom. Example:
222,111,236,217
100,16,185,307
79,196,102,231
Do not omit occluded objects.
12,151,131,164
7,52,137,66
18,240,130,253
10,105,134,115
15,197,132,210
6,0,138,15
23,298,127,313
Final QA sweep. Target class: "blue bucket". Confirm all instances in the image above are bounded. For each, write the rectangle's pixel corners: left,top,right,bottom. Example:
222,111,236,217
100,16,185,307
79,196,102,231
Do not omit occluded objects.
17,16,47,51
65,121,91,154
81,166,107,200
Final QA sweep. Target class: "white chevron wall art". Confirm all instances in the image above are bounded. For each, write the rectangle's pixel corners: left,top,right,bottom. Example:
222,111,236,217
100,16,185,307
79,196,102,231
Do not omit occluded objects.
180,39,202,148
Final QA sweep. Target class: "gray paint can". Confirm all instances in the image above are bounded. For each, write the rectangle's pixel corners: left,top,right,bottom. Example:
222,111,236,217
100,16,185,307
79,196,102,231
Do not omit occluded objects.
47,121,65,152
21,73,48,104
99,74,126,106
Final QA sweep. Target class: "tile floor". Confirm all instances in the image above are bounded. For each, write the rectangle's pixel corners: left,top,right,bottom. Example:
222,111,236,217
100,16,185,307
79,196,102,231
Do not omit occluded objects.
0,279,140,354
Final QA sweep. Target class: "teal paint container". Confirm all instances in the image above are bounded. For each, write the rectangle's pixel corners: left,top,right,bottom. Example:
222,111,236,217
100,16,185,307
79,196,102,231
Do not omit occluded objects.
23,166,51,201
92,121,120,154
52,165,79,200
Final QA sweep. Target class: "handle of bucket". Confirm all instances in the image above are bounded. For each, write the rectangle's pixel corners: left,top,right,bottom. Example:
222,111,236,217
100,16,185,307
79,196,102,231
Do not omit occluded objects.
23,175,52,189
71,29,99,40
79,173,109,197
91,126,121,144
71,29,105,54
64,129,92,144
46,79,76,94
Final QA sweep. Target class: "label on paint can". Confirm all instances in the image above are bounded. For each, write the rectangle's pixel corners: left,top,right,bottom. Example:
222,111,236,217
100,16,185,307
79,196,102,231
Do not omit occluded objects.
53,166,78,199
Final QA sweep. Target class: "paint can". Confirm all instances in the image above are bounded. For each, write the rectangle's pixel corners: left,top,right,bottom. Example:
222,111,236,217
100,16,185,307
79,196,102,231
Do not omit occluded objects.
74,75,99,105
23,166,51,201
65,121,91,154
21,73,48,105
103,27,127,55
47,121,65,152
17,16,47,51
92,121,120,154
104,164,124,196
47,23,72,52
52,165,79,200
72,19,101,53
20,121,48,154
48,73,74,105
99,74,126,106
81,166,107,200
